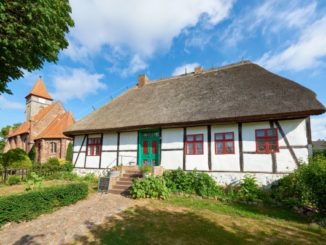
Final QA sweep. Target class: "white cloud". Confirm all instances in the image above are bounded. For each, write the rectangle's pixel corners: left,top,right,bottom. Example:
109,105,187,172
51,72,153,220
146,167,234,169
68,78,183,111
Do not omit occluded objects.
311,116,326,140
258,16,326,71
67,0,234,63
51,68,106,102
0,96,24,110
172,63,200,76
121,55,148,77
221,0,317,47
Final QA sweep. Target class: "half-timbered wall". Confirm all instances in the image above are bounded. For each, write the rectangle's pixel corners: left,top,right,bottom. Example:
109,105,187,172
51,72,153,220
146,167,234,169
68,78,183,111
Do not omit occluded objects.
73,118,311,185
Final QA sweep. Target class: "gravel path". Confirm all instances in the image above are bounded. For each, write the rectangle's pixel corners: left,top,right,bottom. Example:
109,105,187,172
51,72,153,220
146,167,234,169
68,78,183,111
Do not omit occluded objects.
0,193,136,245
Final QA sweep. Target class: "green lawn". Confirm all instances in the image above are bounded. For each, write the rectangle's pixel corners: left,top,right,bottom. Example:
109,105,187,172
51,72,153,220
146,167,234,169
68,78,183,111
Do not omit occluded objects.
73,196,326,245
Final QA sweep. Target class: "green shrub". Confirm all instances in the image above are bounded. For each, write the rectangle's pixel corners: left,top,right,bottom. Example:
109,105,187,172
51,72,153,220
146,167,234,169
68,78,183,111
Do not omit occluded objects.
28,145,36,163
66,142,73,162
62,162,74,172
7,176,21,186
237,175,262,202
131,176,170,199
163,169,222,197
271,155,326,214
0,183,88,226
25,172,44,191
140,165,153,174
2,149,32,169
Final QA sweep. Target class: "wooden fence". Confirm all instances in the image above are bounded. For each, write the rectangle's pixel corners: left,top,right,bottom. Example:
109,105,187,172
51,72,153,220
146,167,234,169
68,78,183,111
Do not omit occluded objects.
0,169,30,183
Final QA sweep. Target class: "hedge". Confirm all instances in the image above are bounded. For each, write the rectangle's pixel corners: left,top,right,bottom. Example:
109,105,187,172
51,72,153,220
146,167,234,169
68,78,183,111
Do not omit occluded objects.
0,183,88,226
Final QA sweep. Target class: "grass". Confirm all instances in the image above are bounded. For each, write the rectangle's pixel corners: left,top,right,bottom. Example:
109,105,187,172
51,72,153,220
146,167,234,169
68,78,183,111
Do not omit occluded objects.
73,195,326,245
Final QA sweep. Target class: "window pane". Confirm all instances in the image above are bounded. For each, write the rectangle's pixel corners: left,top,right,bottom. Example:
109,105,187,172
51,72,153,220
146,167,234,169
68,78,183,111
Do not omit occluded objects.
196,143,203,154
187,143,194,154
87,147,92,155
195,134,203,141
257,140,266,152
186,135,194,141
226,142,234,153
225,133,233,140
216,142,223,154
267,129,276,136
256,130,265,137
215,133,223,140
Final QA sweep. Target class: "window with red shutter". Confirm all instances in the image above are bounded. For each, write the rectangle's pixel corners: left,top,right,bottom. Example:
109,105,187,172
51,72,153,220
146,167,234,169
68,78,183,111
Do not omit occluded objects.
255,129,279,153
186,134,204,155
215,132,234,154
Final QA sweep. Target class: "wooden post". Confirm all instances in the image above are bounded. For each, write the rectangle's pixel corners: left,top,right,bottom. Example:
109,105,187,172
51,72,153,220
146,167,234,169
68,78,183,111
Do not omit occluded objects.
207,125,212,171
238,123,244,172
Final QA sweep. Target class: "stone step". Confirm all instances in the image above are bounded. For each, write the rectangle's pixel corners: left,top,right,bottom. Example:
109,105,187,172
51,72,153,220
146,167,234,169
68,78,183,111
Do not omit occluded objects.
116,180,133,186
119,177,135,182
112,185,131,191
109,189,129,195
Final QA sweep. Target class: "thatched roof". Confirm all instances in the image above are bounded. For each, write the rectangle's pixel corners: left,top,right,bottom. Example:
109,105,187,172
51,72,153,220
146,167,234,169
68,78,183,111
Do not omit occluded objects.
65,61,325,135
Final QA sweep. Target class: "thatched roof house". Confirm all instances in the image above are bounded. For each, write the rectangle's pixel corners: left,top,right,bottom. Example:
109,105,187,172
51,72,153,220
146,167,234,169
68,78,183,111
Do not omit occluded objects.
65,61,324,135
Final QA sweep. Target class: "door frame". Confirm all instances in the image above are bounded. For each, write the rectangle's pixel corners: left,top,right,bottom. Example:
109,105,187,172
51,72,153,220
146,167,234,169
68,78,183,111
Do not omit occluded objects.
138,129,161,167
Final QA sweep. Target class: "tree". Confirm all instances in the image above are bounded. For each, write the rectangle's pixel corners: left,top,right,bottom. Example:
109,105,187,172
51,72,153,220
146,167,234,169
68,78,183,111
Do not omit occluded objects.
2,148,32,169
65,142,73,162
0,0,74,94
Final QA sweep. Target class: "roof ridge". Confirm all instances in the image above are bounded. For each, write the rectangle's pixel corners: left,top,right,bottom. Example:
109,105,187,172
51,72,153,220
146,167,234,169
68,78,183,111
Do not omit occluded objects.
26,79,53,100
148,60,252,85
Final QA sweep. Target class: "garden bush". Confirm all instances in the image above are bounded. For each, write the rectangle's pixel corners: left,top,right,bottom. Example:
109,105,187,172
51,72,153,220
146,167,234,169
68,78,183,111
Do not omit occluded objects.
0,182,88,226
271,155,326,214
236,175,263,202
7,175,21,185
163,169,222,197
1,148,32,169
131,176,170,199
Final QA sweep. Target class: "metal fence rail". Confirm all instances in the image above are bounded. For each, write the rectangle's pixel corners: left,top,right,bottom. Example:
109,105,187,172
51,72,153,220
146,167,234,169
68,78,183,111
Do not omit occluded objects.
0,169,30,183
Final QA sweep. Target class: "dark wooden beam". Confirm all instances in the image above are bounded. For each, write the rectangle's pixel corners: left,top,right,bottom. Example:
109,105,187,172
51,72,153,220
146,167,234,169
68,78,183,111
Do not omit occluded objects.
305,117,312,145
207,125,212,171
159,128,162,166
99,133,103,169
238,123,244,172
183,127,187,170
275,121,299,167
116,132,120,166
269,121,277,173
84,135,89,168
74,135,86,166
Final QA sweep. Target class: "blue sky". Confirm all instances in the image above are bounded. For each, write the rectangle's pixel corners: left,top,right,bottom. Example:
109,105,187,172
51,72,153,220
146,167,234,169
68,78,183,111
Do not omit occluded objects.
1,0,326,139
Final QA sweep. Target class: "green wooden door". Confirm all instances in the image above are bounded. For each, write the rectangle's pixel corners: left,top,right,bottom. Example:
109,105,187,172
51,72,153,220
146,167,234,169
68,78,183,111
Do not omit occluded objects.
138,129,160,166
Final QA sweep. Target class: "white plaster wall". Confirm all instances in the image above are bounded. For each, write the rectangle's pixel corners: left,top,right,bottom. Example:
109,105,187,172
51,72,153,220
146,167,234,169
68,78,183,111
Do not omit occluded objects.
275,149,297,172
243,154,273,172
74,168,107,177
119,151,137,166
242,122,270,152
102,133,118,151
101,152,117,168
73,135,86,152
74,152,85,168
209,172,287,187
161,151,183,169
294,148,309,164
211,124,240,171
85,156,100,168
161,128,183,149
120,132,138,150
88,134,101,138
185,126,209,171
278,119,307,146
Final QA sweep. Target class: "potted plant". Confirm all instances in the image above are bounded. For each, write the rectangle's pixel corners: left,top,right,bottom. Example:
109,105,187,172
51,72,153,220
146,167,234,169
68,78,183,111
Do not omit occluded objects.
110,165,122,177
141,165,153,178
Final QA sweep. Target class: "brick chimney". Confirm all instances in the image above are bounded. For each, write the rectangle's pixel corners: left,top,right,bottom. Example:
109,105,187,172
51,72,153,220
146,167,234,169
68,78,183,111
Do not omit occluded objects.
194,66,204,74
138,74,148,88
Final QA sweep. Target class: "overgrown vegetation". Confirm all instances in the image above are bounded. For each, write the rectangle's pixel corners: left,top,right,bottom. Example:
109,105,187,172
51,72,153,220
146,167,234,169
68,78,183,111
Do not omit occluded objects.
6,175,20,186
0,183,88,226
164,169,223,197
131,176,170,199
65,142,73,162
131,156,326,218
271,155,326,215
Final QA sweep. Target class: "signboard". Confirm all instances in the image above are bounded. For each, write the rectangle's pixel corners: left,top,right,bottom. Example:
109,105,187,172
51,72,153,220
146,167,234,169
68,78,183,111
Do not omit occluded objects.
98,177,110,193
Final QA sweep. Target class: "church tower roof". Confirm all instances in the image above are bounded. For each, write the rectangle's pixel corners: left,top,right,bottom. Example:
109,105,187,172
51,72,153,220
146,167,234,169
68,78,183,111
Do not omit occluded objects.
25,78,53,101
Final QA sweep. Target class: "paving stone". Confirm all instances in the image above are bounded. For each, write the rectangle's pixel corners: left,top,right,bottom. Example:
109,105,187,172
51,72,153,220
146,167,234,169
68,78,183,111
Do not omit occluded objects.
0,193,135,245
